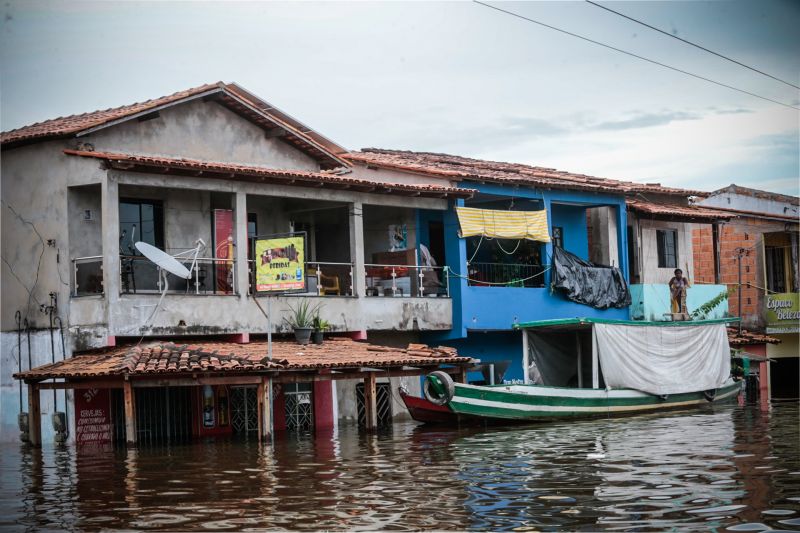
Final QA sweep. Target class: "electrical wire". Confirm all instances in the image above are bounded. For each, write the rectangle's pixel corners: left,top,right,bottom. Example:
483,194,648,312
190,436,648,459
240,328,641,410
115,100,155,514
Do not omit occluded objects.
585,0,800,91
473,1,800,111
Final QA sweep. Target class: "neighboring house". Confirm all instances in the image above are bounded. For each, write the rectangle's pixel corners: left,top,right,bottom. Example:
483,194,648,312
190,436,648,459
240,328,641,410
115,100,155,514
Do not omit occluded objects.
345,149,709,384
625,197,732,322
1,83,473,443
693,185,799,399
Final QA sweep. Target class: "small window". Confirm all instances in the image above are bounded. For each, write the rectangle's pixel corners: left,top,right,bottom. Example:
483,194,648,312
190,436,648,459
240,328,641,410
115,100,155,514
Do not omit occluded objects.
656,229,678,269
765,246,786,293
552,226,564,248
247,213,258,238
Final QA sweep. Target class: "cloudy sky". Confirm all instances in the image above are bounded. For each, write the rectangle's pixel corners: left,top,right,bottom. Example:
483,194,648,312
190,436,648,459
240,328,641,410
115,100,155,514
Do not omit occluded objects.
2,1,798,195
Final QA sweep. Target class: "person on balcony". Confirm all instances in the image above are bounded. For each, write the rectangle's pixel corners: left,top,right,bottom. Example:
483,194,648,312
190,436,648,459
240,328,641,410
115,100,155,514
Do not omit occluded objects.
669,268,691,314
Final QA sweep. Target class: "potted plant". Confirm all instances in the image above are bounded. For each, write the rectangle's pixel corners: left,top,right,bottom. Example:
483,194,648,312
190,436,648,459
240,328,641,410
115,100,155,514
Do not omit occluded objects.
312,315,330,345
284,300,319,345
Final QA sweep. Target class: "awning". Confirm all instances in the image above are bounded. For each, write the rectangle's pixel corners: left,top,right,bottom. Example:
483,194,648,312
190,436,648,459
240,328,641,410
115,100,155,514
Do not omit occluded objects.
456,206,550,242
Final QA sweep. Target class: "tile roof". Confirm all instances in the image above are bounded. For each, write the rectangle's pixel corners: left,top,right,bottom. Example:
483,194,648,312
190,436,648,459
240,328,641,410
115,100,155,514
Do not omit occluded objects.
63,149,475,199
1,82,349,169
14,338,473,381
711,184,799,206
727,327,781,346
627,199,733,221
345,148,704,196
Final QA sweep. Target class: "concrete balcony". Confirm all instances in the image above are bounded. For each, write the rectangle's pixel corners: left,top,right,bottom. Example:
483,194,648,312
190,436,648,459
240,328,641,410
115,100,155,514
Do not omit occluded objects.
629,283,730,322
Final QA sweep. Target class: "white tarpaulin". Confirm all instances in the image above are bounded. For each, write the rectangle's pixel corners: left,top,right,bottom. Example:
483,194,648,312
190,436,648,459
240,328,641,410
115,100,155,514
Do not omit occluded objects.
593,323,731,395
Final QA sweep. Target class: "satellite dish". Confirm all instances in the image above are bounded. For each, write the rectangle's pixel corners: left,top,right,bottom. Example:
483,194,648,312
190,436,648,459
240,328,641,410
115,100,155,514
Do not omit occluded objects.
134,242,191,279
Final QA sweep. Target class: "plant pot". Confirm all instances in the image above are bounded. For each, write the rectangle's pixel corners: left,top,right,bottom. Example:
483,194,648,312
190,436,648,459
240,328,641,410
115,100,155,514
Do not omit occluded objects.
312,330,324,345
293,327,313,345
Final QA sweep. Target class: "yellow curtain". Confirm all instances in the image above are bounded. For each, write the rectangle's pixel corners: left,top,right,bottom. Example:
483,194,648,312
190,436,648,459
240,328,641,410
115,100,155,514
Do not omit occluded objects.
456,206,551,242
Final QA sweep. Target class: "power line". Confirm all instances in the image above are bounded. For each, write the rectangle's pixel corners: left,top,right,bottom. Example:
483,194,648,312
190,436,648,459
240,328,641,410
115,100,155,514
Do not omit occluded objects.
473,1,800,111
585,0,800,91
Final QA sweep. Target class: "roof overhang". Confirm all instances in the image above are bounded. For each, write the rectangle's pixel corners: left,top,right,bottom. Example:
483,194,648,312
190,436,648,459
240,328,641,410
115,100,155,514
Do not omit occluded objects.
63,149,475,200
627,199,733,223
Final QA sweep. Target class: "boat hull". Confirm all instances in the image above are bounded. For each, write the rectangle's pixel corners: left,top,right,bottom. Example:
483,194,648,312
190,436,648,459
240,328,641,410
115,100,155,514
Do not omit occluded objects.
445,380,742,421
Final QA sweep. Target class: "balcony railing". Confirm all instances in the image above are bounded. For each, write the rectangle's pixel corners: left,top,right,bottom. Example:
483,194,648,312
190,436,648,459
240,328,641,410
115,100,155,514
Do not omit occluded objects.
72,256,104,296
120,255,236,295
365,264,449,297
466,262,547,288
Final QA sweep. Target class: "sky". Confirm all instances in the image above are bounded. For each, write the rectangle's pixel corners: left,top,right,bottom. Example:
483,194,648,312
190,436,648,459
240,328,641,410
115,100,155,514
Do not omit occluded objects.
1,0,798,196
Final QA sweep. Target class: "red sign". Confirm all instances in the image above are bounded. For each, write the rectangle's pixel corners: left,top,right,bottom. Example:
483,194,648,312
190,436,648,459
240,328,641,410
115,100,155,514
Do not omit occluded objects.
75,388,112,445
214,209,235,294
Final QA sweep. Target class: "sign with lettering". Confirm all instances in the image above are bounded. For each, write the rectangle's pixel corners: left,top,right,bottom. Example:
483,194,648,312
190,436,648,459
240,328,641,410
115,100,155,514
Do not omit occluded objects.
75,388,112,445
766,292,800,334
253,233,307,293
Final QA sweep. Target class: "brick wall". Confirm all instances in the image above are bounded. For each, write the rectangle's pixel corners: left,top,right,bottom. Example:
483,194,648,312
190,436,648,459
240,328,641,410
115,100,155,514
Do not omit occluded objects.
692,226,715,283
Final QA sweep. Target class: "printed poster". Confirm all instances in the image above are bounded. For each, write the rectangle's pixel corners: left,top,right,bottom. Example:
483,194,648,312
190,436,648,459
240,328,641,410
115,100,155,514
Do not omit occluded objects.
254,234,306,293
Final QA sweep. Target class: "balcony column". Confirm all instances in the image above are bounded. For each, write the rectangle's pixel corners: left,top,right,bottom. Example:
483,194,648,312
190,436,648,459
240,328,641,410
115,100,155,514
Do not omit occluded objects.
101,174,120,337
234,192,250,299
349,202,366,298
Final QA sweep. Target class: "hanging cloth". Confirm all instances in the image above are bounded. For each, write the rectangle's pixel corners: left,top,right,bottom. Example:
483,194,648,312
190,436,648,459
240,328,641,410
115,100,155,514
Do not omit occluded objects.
455,206,551,242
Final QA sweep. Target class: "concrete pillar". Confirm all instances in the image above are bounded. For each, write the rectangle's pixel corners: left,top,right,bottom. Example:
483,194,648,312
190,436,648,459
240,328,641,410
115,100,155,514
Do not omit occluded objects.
234,192,250,299
363,373,377,430
27,382,41,447
349,202,366,298
101,175,120,334
443,199,468,338
123,380,137,446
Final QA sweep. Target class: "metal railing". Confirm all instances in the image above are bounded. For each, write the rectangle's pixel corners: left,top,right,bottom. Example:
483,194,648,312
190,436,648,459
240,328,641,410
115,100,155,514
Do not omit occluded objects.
72,256,104,296
365,264,449,298
466,262,547,288
120,255,236,295
247,260,355,296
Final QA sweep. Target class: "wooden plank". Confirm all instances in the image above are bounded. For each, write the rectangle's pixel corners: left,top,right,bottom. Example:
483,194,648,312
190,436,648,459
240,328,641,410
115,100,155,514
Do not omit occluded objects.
123,380,137,446
132,376,264,388
364,373,377,431
27,383,41,447
256,380,265,442
38,379,124,390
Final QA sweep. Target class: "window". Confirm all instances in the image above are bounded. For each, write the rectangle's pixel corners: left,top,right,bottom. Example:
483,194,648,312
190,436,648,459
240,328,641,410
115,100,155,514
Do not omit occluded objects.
766,246,787,293
656,229,678,269
247,213,258,238
119,199,164,255
552,226,564,248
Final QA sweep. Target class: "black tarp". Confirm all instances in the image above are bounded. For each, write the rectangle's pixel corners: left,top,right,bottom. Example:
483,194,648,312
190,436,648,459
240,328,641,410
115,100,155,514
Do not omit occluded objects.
551,246,631,309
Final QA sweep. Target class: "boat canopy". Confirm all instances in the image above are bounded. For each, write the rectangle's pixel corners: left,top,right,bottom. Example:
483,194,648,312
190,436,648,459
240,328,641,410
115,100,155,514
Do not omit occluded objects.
518,317,737,396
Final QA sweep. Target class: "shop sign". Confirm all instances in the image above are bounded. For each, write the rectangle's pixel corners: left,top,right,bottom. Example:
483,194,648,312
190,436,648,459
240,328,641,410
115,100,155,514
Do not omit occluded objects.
253,233,307,293
75,388,112,445
765,292,800,334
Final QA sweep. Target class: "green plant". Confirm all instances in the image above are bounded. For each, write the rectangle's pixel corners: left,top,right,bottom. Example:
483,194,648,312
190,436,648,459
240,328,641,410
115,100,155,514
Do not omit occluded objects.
284,300,321,329
312,314,330,331
691,287,736,320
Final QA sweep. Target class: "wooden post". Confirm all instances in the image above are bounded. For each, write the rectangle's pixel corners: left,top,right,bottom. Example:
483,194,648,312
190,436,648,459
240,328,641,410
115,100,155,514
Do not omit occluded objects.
27,382,41,447
256,380,267,442
364,373,377,431
576,335,583,389
456,366,468,384
123,380,137,446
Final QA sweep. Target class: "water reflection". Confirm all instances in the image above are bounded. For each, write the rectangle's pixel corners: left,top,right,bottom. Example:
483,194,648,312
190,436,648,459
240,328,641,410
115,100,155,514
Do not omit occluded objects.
1,402,798,531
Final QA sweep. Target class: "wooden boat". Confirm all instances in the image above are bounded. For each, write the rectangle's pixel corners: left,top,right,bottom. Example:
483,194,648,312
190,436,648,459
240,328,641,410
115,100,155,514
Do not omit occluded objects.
399,387,460,424
424,318,742,422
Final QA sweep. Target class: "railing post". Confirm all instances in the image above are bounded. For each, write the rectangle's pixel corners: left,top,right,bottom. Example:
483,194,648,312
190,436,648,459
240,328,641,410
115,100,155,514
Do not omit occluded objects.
418,265,424,297
231,259,236,296
349,263,354,296
316,263,323,296
194,262,200,295
391,267,398,297
72,259,78,297
445,266,450,297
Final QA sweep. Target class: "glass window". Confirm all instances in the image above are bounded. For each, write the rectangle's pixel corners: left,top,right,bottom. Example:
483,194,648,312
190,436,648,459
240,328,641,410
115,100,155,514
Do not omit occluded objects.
119,199,164,255
656,229,678,269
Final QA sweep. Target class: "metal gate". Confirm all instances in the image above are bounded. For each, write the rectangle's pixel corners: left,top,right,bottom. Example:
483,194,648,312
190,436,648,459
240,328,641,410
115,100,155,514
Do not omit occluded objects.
230,386,258,436
110,387,191,445
284,383,314,432
356,382,392,428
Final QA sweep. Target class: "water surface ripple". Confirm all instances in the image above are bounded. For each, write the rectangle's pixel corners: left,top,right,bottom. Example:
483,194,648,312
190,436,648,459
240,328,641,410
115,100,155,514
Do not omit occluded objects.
1,401,798,531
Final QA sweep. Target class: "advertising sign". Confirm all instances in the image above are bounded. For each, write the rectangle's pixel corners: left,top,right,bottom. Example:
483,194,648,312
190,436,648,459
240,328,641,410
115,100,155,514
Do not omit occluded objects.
253,233,306,293
75,388,112,446
765,292,800,334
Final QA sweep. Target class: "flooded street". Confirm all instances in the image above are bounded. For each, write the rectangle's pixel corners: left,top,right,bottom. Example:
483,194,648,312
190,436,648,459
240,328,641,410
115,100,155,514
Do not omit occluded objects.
1,401,799,532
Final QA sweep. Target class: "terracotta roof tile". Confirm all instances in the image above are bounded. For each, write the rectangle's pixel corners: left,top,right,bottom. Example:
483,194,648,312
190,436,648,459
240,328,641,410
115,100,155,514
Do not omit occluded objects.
345,148,704,196
727,327,781,346
14,338,473,380
627,199,733,221
63,149,475,199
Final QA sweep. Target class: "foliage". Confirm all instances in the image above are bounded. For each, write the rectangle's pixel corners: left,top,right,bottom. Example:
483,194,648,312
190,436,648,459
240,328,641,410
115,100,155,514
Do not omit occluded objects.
312,314,330,331
691,287,736,320
284,299,321,329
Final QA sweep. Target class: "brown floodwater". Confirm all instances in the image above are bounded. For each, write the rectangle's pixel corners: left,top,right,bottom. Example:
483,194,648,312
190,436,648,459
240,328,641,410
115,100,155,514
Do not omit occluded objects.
1,401,799,531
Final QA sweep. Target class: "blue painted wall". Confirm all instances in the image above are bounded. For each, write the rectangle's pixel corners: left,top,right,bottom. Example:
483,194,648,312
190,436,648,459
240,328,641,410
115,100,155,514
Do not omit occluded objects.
427,182,630,341
441,331,526,383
